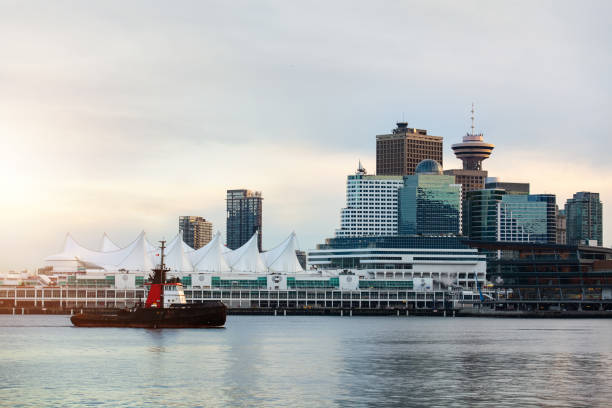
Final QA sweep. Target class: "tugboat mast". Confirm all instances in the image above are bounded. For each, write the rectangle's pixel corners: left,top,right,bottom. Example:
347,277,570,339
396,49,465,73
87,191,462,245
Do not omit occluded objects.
155,240,170,307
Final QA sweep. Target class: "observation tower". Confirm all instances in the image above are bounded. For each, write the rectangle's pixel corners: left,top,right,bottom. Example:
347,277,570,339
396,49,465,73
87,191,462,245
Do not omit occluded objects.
451,104,494,170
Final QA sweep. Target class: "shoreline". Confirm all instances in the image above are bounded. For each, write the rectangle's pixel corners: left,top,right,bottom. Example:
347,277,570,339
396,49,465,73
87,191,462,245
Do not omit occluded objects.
2,306,612,318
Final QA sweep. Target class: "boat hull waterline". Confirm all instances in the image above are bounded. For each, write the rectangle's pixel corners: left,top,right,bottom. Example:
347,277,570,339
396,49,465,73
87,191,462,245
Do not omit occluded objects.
70,302,227,328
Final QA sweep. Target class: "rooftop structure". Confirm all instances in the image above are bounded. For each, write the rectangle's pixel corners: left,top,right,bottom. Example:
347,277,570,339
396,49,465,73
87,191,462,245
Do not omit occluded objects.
451,104,494,171
376,122,443,176
485,177,530,195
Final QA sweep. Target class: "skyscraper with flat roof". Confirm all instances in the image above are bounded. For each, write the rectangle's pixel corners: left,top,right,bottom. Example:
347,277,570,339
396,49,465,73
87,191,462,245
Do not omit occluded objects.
376,122,443,176
179,216,213,249
398,160,461,236
335,162,403,238
226,189,263,251
465,189,551,243
565,192,602,246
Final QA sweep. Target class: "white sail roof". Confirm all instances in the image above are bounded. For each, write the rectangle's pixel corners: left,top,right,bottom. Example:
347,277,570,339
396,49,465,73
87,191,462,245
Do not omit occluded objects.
114,233,155,271
262,232,303,273
100,233,121,252
45,231,154,271
225,233,266,273
190,232,231,272
165,233,195,254
164,234,194,272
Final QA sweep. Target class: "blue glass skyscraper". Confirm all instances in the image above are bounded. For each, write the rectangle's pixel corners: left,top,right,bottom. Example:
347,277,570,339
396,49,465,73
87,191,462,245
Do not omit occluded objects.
398,160,461,235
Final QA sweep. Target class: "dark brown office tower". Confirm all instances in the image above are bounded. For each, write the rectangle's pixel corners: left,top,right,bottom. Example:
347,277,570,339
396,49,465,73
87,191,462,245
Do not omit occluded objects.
226,189,263,251
376,122,443,176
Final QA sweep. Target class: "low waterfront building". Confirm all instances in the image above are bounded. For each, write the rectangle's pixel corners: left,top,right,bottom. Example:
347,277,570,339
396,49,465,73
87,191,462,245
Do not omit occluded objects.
466,240,612,311
308,236,486,291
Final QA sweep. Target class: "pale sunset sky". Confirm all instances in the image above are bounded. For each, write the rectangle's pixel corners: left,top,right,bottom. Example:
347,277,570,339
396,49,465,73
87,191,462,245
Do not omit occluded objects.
0,0,610,270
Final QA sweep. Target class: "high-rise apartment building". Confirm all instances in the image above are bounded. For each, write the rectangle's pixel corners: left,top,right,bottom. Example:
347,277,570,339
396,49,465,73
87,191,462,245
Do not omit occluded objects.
565,192,603,246
376,122,443,176
179,216,213,249
335,162,403,237
226,189,263,251
398,160,461,236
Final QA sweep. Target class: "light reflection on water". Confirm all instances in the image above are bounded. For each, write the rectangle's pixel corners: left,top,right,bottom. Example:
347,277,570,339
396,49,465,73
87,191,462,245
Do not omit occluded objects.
0,315,611,407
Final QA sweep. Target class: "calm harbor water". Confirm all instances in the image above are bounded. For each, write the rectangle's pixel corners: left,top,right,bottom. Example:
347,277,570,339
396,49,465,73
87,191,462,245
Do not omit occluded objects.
0,315,611,407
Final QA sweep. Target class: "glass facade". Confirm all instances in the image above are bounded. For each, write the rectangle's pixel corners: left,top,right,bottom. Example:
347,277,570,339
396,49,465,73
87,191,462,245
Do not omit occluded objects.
226,189,263,251
565,192,603,246
465,189,551,243
398,174,461,235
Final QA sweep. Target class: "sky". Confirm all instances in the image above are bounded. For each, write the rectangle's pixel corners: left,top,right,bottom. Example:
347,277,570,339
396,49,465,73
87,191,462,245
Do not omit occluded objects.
0,0,611,271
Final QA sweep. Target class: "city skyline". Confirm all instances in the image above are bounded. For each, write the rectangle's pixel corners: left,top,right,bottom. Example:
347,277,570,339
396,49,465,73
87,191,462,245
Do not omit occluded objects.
1,1,611,270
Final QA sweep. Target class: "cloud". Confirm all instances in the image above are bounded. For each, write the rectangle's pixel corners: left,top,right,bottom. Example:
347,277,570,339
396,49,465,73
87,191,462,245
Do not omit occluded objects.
0,0,611,270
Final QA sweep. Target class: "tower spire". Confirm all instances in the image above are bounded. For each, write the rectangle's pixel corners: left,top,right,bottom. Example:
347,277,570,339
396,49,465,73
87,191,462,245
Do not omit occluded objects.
470,102,475,135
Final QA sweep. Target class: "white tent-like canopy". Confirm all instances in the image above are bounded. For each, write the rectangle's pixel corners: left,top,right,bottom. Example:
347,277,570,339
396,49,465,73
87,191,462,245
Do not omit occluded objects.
45,232,155,272
190,232,231,273
45,230,304,274
163,234,194,273
100,233,121,252
262,232,304,273
224,233,267,273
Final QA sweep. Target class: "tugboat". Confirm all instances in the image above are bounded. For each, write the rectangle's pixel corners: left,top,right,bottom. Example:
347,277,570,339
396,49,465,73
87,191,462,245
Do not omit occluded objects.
71,241,226,328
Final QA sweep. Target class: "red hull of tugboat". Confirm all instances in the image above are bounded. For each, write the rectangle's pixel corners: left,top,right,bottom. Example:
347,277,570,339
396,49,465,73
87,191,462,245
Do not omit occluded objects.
70,301,227,328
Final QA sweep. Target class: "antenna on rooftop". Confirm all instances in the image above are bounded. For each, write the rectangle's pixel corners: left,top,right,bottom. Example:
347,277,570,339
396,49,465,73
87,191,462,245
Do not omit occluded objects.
470,102,475,135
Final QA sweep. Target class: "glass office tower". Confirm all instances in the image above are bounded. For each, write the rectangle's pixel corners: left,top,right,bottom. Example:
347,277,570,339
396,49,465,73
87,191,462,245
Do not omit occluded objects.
465,189,549,243
398,160,461,235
